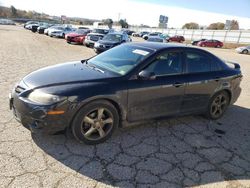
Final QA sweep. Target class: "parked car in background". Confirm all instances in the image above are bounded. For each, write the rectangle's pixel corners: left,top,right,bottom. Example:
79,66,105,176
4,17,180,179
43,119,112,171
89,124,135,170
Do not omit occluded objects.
31,22,47,32
9,43,242,144
160,34,170,41
168,35,185,43
143,32,162,40
147,36,167,43
198,40,223,48
132,32,140,37
235,46,250,54
84,29,109,47
0,19,15,25
37,23,54,34
139,31,150,37
24,21,39,28
49,26,75,38
94,32,130,53
192,39,207,45
25,22,40,30
65,29,91,44
123,30,135,36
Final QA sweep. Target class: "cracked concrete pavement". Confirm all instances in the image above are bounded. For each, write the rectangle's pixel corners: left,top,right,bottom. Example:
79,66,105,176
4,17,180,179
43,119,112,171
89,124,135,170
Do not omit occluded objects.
0,25,250,188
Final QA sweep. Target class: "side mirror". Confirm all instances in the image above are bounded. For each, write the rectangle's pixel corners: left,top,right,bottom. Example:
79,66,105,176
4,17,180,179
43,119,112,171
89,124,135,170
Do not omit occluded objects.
138,70,156,80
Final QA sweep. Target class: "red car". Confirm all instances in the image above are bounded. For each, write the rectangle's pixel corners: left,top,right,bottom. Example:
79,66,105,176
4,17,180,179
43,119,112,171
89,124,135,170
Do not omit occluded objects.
65,29,90,44
198,40,223,48
168,35,185,43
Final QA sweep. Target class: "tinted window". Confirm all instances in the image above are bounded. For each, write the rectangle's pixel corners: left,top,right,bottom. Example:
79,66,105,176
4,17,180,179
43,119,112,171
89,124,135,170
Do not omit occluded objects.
145,51,182,75
185,51,211,73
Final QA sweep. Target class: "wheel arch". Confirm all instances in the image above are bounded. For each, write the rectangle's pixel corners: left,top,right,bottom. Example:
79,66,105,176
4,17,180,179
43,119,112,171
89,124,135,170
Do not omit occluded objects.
212,89,232,104
68,97,126,129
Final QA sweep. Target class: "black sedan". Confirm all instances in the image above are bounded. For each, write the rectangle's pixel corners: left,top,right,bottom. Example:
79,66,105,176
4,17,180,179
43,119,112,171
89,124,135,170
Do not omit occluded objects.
9,43,242,144
93,32,130,53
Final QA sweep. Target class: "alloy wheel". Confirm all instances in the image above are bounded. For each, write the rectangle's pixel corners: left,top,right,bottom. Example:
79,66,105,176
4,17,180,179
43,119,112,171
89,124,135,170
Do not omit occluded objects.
81,108,114,141
210,94,228,119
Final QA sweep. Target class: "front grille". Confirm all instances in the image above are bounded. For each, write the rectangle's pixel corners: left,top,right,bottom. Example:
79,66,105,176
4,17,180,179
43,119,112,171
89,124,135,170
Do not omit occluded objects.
15,86,25,94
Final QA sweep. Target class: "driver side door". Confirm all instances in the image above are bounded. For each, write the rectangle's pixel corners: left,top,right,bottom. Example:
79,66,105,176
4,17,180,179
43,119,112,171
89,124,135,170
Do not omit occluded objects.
127,50,186,122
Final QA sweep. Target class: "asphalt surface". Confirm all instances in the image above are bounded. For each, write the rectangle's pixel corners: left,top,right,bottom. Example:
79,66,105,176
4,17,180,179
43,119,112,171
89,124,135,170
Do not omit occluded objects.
0,25,250,188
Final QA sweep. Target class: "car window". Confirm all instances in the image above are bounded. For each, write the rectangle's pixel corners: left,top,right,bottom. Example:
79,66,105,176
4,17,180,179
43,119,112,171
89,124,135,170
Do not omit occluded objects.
185,51,211,73
88,45,153,75
145,51,182,76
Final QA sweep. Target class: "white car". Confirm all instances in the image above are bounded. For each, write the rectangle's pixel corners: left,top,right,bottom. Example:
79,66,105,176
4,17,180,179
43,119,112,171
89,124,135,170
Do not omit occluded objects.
48,27,75,38
25,23,39,30
235,46,250,54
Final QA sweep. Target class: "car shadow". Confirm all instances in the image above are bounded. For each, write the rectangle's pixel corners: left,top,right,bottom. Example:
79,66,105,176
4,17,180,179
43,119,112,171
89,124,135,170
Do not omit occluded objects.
32,105,250,187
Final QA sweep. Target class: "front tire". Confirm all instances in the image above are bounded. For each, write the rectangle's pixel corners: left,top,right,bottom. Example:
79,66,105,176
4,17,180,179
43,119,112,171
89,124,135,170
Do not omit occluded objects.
206,91,230,120
242,49,248,54
72,100,119,145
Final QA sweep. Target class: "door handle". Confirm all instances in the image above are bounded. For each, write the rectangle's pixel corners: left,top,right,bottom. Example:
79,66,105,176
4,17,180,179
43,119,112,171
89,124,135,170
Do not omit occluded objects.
173,82,184,88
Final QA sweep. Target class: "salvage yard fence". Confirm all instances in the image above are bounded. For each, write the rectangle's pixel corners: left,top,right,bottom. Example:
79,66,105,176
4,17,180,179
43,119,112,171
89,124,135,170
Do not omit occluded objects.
79,25,250,44
129,27,250,44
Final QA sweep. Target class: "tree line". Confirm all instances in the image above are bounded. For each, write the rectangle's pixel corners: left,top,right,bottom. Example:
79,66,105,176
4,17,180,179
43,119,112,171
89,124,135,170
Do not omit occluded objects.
182,21,239,30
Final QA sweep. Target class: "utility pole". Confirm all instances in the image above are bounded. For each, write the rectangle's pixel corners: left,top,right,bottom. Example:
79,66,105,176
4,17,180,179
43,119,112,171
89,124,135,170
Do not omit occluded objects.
118,13,121,22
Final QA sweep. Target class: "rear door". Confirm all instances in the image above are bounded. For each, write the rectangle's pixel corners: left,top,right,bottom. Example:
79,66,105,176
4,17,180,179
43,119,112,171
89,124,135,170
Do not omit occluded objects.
181,49,222,113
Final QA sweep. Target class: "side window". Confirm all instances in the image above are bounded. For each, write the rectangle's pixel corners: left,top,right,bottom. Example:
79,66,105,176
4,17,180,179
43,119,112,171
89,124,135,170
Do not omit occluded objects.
145,51,182,76
186,51,211,73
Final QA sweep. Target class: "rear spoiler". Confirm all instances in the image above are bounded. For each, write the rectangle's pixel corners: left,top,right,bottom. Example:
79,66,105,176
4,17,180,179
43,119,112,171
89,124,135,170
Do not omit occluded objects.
225,61,241,70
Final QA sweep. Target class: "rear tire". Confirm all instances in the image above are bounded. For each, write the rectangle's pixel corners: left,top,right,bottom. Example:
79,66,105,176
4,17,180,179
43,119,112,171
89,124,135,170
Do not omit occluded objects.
72,100,119,145
206,91,230,120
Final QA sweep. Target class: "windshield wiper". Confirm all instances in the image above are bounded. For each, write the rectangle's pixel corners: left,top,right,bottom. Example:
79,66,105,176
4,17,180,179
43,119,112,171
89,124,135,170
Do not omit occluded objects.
85,63,105,73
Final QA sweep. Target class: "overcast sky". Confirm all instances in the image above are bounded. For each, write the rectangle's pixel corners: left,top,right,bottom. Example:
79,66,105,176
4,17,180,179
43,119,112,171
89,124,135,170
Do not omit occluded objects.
1,0,250,29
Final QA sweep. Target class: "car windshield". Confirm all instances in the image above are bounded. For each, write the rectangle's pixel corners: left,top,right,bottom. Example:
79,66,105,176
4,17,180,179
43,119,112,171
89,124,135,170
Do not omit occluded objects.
93,29,108,34
103,34,122,42
87,45,153,75
75,29,87,34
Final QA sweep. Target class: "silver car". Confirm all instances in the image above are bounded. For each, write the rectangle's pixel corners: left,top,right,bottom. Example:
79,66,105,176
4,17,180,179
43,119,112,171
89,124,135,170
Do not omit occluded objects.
84,29,109,47
235,46,250,54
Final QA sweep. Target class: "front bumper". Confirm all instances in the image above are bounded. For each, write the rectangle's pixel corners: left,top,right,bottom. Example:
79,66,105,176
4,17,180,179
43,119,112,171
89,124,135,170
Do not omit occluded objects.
66,37,83,44
9,91,71,134
84,39,96,47
235,49,243,53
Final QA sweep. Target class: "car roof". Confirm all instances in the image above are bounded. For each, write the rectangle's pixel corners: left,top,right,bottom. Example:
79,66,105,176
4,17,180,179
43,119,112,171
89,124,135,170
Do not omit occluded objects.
125,42,187,50
124,42,217,54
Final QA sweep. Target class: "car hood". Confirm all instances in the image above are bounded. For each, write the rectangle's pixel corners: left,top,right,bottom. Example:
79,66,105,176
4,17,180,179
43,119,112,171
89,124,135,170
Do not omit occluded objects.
98,40,121,45
67,33,85,37
23,61,117,88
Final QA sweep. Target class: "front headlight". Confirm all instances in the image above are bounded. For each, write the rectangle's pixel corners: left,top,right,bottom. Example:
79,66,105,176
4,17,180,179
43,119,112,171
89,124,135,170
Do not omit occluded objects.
28,90,66,105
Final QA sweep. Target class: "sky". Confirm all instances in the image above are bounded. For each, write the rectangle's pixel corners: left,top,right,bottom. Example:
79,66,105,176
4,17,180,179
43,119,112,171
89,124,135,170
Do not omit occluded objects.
1,0,250,29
